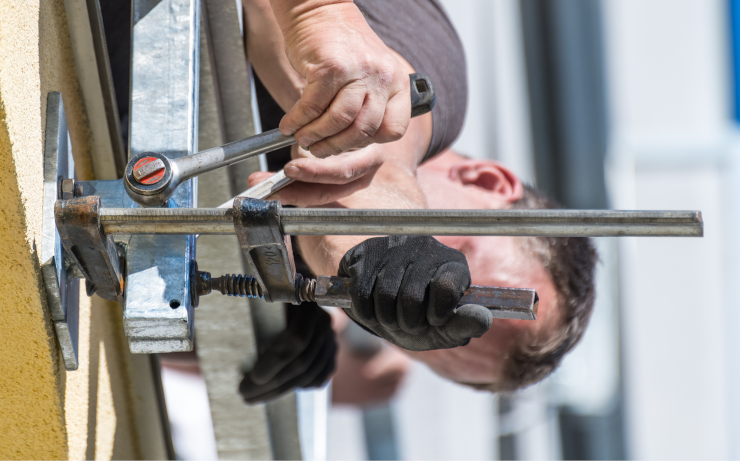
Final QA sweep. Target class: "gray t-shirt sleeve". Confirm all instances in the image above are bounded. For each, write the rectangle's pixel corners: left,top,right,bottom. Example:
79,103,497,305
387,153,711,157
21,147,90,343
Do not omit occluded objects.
354,0,468,161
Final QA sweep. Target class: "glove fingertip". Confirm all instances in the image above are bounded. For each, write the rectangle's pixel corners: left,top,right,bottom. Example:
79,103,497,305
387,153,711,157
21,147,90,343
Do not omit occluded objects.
444,304,493,341
239,375,258,402
249,367,273,386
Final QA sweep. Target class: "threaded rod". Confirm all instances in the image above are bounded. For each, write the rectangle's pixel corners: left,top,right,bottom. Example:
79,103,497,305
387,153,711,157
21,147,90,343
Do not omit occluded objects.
195,271,318,303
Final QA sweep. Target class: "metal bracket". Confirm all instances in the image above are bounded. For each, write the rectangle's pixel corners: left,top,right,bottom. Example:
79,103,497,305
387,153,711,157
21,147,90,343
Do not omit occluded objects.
41,91,80,371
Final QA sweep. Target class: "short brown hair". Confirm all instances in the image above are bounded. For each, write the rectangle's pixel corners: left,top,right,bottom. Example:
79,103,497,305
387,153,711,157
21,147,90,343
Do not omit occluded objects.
465,184,598,392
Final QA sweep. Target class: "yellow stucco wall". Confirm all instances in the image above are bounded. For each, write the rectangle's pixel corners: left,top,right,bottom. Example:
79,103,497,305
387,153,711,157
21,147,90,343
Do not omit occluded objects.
0,1,164,459
0,87,68,460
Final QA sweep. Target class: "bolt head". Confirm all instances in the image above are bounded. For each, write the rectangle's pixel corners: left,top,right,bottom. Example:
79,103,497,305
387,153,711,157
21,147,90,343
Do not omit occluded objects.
132,157,166,185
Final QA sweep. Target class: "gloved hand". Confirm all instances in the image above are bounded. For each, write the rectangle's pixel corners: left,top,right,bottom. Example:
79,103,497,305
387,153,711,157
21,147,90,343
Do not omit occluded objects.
239,303,336,404
338,236,493,351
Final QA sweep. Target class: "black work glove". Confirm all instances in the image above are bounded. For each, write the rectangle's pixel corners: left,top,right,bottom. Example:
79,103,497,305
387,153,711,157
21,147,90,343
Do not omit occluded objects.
338,236,493,351
239,302,336,404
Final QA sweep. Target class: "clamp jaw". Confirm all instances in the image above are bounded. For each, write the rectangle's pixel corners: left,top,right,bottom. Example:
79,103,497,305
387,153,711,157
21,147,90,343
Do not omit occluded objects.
55,196,124,302
232,197,302,305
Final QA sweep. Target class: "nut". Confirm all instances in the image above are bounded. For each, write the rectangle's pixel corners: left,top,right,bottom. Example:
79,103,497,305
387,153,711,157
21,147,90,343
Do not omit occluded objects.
61,179,76,200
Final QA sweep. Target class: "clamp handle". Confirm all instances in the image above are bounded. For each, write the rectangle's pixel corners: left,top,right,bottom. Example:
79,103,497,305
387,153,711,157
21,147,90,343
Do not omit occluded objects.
311,276,538,321
193,270,538,321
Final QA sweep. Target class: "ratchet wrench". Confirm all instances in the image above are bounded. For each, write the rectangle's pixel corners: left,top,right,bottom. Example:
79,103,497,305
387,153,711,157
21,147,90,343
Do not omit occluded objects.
125,73,436,207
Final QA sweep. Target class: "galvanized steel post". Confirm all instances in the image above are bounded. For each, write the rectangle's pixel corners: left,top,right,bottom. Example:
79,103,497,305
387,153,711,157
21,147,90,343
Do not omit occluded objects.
123,0,200,353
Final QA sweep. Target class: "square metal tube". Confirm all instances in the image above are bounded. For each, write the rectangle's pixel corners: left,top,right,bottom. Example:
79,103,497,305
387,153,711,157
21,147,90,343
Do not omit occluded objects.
124,0,200,353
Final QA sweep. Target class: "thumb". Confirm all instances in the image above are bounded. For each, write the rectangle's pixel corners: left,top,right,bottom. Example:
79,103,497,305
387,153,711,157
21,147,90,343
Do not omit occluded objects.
440,304,493,342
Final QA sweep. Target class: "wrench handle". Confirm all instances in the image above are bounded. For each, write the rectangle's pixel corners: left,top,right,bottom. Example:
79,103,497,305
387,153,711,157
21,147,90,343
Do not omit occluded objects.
180,74,435,183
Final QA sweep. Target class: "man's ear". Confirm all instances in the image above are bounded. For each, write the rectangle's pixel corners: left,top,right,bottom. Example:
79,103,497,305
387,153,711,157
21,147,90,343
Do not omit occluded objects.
449,160,524,203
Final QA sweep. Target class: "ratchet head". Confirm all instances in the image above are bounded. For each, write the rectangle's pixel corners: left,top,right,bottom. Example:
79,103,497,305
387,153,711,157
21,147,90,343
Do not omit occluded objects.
124,151,177,207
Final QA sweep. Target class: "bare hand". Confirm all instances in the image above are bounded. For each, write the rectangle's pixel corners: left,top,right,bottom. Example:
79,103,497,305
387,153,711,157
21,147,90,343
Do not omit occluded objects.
276,1,411,158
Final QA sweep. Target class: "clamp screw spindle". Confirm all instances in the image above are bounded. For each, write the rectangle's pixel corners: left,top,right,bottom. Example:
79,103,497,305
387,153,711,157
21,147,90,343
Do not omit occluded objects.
195,270,318,303
214,274,263,298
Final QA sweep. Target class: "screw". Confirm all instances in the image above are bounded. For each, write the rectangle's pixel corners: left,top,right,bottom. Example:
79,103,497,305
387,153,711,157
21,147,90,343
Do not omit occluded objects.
132,157,166,185
212,273,264,298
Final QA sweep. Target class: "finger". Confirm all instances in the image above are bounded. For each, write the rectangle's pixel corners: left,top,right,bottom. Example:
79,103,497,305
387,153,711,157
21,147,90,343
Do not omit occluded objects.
272,175,375,207
307,94,387,157
284,147,384,185
372,263,406,331
244,337,337,404
438,304,493,345
346,281,380,329
292,82,366,148
248,171,275,188
248,308,318,385
427,262,471,327
341,240,388,329
279,73,349,136
396,259,434,335
372,87,411,144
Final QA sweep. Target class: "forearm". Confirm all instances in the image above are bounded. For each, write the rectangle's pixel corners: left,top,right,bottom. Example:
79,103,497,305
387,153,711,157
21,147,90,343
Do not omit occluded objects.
242,0,304,111
296,168,425,276
268,0,355,35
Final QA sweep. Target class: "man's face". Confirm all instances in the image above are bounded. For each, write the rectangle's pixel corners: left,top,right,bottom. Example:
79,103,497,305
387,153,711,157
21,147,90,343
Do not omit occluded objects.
408,154,560,385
